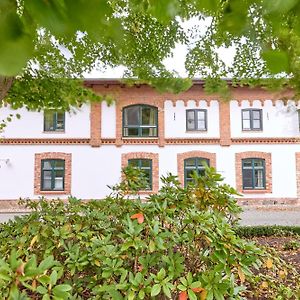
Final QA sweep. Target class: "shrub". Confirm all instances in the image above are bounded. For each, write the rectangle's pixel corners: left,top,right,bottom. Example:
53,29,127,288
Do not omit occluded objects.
236,226,300,238
0,167,298,299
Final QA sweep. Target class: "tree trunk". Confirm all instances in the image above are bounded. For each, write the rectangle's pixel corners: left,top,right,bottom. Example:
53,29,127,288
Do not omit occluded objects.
0,76,15,102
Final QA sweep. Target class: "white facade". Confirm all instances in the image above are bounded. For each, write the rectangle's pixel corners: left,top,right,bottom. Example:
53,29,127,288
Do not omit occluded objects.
1,80,300,211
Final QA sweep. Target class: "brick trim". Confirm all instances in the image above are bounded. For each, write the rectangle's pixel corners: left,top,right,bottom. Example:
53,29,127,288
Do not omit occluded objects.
116,100,165,147
177,151,216,186
121,152,159,193
34,152,72,195
219,101,231,146
235,151,272,194
0,138,90,145
90,103,102,147
232,138,300,144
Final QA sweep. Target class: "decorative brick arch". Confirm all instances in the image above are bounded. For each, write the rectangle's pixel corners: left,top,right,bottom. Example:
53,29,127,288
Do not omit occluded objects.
121,152,159,193
177,151,216,186
34,152,72,195
116,99,165,147
235,151,272,194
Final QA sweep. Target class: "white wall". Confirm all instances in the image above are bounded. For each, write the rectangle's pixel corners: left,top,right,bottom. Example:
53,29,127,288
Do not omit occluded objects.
0,144,297,200
0,105,91,138
164,100,220,138
101,101,116,138
230,100,300,138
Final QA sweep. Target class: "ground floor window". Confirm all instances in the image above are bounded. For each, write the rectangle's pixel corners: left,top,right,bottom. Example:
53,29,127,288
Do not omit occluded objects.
128,159,152,190
242,158,265,189
41,159,65,191
184,157,209,187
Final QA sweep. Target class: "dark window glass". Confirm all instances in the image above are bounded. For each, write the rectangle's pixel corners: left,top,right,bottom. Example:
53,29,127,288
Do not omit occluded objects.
184,157,209,187
128,159,152,190
242,158,265,189
44,111,65,132
123,105,158,137
242,109,262,131
41,159,65,191
186,109,207,131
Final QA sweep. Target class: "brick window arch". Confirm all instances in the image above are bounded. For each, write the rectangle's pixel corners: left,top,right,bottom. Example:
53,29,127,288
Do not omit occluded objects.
121,152,159,193
34,152,72,195
177,151,216,186
235,151,272,193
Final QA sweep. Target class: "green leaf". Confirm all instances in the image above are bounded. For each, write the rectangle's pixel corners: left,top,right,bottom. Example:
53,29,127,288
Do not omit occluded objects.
163,284,172,298
190,281,202,289
188,289,197,300
262,0,298,14
157,268,166,280
138,289,145,299
37,286,48,295
39,255,55,271
262,50,290,74
128,290,135,300
50,270,58,285
151,284,161,297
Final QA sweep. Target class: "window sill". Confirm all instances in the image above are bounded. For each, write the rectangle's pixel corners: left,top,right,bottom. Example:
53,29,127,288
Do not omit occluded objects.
185,130,207,133
242,189,268,194
43,131,65,134
37,190,69,195
241,130,263,132
122,137,158,139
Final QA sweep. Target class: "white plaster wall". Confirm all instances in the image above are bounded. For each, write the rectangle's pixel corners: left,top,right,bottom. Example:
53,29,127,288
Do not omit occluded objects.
230,100,300,138
164,100,220,138
0,144,298,200
101,101,116,138
0,105,91,138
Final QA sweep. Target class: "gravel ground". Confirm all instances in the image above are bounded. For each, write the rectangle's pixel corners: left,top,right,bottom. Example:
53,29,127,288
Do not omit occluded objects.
0,206,299,226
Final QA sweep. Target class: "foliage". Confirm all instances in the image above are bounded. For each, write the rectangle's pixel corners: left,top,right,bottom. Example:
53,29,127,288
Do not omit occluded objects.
236,226,300,238
3,0,300,111
0,168,299,299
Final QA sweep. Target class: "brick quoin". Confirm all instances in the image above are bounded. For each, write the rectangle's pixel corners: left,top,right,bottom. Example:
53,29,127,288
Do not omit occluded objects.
177,151,216,186
90,103,102,147
34,152,72,195
235,151,272,194
121,152,159,193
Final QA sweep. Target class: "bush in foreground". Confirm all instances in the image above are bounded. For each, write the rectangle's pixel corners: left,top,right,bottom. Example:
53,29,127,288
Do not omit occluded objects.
0,168,299,299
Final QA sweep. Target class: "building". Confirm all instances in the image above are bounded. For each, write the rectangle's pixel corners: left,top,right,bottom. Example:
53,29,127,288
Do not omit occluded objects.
0,79,300,212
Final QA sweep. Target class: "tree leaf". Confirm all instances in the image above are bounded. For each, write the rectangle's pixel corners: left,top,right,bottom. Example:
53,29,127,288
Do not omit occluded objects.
151,284,161,297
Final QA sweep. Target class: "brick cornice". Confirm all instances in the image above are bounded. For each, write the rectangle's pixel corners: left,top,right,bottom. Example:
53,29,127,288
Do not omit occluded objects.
232,137,300,144
0,138,90,145
235,151,272,194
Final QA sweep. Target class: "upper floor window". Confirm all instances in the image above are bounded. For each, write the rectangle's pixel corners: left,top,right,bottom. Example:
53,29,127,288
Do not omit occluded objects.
41,159,65,191
123,105,158,137
242,158,265,189
184,157,209,187
186,109,207,131
128,159,152,189
44,111,65,132
242,109,262,131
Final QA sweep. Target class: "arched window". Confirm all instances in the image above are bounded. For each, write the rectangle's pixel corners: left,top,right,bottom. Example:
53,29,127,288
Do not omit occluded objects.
123,105,158,137
184,157,210,187
242,158,265,189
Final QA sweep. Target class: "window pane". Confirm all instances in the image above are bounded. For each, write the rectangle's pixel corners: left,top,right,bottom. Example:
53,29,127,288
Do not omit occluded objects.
242,110,250,119
42,161,52,170
197,120,206,130
197,169,205,176
197,110,205,120
141,159,151,168
43,179,52,190
242,119,251,130
243,169,253,188
187,111,195,130
197,158,208,168
56,112,65,130
252,110,261,119
141,127,157,137
124,107,139,126
253,159,264,168
252,119,261,129
185,158,196,167
186,169,195,179
128,159,139,167
44,112,54,131
141,107,156,125
254,169,264,188
54,160,64,169
54,178,63,190
124,127,139,136
242,160,252,168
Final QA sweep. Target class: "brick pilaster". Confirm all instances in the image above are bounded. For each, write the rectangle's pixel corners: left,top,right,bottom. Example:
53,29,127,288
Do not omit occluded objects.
90,103,102,147
219,101,231,146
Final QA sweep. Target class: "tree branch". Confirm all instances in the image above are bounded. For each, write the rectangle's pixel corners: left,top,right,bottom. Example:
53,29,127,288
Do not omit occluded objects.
0,76,15,102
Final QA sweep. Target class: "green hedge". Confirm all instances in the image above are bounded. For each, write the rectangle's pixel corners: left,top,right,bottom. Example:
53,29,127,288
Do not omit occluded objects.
236,225,300,238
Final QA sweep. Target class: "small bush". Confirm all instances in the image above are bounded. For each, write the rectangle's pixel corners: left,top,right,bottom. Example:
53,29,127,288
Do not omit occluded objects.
236,226,300,238
0,167,298,299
